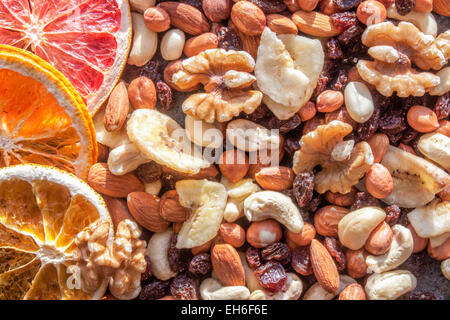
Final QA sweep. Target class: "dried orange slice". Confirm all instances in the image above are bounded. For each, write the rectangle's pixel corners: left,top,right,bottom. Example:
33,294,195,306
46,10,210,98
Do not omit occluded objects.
0,164,113,300
0,0,132,115
0,45,96,178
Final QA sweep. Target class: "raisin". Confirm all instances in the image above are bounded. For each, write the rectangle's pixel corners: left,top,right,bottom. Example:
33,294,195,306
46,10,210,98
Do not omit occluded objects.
337,25,364,46
334,0,362,11
261,243,291,264
312,73,329,100
139,279,170,300
179,0,202,10
170,273,199,300
380,111,407,135
135,161,162,184
189,253,212,276
395,0,415,15
254,261,288,292
156,81,173,111
434,93,450,120
160,173,176,192
324,237,346,271
245,104,272,123
268,116,281,130
326,38,343,60
400,127,419,145
246,247,263,269
168,234,192,273
249,0,286,13
279,114,302,134
293,171,314,208
355,106,380,141
384,205,401,226
331,69,349,92
141,255,153,284
307,192,324,213
291,246,313,276
408,291,436,300
139,60,162,83
330,12,359,31
350,192,380,211
217,27,242,51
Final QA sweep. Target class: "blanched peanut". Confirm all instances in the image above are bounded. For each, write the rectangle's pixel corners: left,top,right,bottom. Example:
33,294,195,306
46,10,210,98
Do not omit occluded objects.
246,220,282,248
128,13,158,67
407,105,440,133
160,29,185,61
316,90,344,113
344,81,374,123
365,163,393,199
365,221,393,255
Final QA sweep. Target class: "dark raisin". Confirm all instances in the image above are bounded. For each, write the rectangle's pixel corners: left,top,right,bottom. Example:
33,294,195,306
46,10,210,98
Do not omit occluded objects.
291,246,313,276
334,0,362,11
307,192,324,213
179,0,203,10
254,261,288,292
293,171,314,208
384,204,401,226
350,192,380,211
312,73,329,100
434,93,450,120
139,60,162,83
160,173,176,192
170,273,199,300
249,0,286,13
330,12,359,31
246,247,262,269
245,104,272,123
279,114,302,134
326,38,343,60
217,26,242,51
156,81,173,111
268,116,281,130
135,161,162,184
168,234,193,273
261,243,291,264
408,291,436,300
189,253,212,276
337,24,364,46
283,137,301,156
400,127,419,145
139,279,170,300
355,106,380,141
141,255,153,283
324,237,346,271
380,111,407,135
395,0,415,15
331,69,349,91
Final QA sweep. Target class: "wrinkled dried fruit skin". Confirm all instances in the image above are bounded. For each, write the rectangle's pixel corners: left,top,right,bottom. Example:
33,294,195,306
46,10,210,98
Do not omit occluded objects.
408,291,436,300
168,234,193,273
355,106,380,142
139,279,170,300
141,256,153,283
170,273,199,300
324,237,346,271
334,0,362,11
156,81,173,110
331,12,359,31
246,247,263,269
217,26,243,51
435,93,450,120
338,24,364,46
189,253,212,276
350,192,380,211
261,243,291,264
291,246,313,276
384,204,401,226
326,38,344,60
332,69,349,92
135,162,162,183
249,0,286,13
254,261,288,292
293,171,315,208
140,60,162,83
395,0,415,15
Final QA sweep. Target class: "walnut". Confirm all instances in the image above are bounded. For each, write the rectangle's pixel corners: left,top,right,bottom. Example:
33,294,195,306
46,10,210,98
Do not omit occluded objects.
172,49,263,123
356,22,448,97
292,120,374,194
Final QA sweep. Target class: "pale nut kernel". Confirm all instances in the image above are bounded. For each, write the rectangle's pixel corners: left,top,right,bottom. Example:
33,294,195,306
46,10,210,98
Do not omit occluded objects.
407,224,428,253
266,14,298,35
356,0,387,25
338,206,386,250
144,180,162,195
325,188,357,207
365,163,394,199
298,0,320,11
367,133,390,163
314,205,349,238
285,222,316,246
160,28,185,61
298,101,317,122
107,142,150,176
346,248,368,279
365,221,393,255
230,1,266,36
183,33,219,57
143,7,170,32
128,13,158,67
200,278,250,300
365,270,417,300
303,275,356,300
146,229,178,280
246,220,283,248
219,223,246,248
441,258,450,280
128,76,157,110
344,82,374,124
316,90,344,113
407,105,440,133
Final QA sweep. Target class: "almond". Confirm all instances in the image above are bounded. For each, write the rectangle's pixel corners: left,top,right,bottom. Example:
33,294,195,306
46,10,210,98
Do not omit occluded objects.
160,190,191,223
127,192,170,232
292,10,341,37
158,2,210,35
144,7,171,32
255,166,295,191
231,1,266,36
202,0,232,22
219,149,249,183
314,205,349,237
104,81,129,132
298,0,320,11
365,221,393,255
211,244,246,286
310,239,340,293
103,195,136,230
183,33,219,57
266,14,298,35
88,163,144,197
97,142,109,163
128,76,157,109
219,223,246,248
433,0,450,16
338,283,366,300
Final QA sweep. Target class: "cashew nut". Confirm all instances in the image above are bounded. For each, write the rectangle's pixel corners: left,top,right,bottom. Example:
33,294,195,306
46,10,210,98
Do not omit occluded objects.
146,229,177,280
108,143,150,175
303,275,356,300
238,251,263,292
441,258,450,280
200,278,250,300
223,178,260,223
338,206,386,250
244,191,304,233
365,270,417,300
249,273,303,300
366,224,414,273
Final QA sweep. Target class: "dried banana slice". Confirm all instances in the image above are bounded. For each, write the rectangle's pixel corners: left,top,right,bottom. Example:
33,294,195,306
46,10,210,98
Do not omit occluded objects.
407,199,450,239
417,132,450,171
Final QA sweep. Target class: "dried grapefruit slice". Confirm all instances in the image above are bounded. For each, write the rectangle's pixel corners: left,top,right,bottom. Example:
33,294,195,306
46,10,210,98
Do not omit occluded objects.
0,0,132,115
0,164,113,300
0,45,96,178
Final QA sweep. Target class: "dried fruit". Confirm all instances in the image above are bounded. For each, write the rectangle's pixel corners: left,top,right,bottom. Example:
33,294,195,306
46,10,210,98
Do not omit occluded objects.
261,243,291,264
139,280,170,300
291,246,313,276
156,81,174,111
250,0,287,13
217,26,243,51
330,12,359,31
254,261,288,292
395,0,415,15
189,253,212,275
168,234,193,273
170,273,199,300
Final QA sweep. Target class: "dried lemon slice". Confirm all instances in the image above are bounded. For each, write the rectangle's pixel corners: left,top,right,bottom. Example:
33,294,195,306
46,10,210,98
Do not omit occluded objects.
0,164,112,300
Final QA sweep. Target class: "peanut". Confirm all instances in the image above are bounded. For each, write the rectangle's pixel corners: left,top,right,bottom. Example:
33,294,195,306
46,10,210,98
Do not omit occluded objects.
406,105,440,133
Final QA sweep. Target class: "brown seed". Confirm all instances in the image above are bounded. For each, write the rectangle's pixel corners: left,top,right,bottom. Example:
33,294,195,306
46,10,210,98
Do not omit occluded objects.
365,163,394,199
407,105,440,133
298,101,317,121
266,14,298,35
164,59,200,92
316,90,344,113
255,166,295,191
365,221,393,255
407,224,428,253
128,76,157,109
219,149,249,183
285,222,316,246
202,0,232,22
367,133,389,163
127,192,170,232
310,239,340,293
144,7,171,32
183,33,218,57
230,1,266,36
414,0,433,12
338,283,366,300
247,220,283,248
314,205,349,237
104,81,129,132
219,223,246,248
97,143,109,163
211,244,246,286
160,190,191,223
346,248,368,279
157,2,210,35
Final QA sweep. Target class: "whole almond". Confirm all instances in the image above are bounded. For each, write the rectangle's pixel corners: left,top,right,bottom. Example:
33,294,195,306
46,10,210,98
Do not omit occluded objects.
316,90,344,113
219,223,246,248
292,10,341,37
266,14,298,35
158,2,210,35
314,205,349,237
310,239,340,293
433,0,450,16
144,7,171,32
219,149,249,183
104,81,129,132
127,192,170,232
255,166,295,191
367,133,389,163
338,283,366,300
103,195,136,230
231,1,266,36
365,221,393,255
346,248,368,279
211,244,246,286
160,190,191,222
128,76,156,109
88,163,144,197
183,33,219,57
202,0,232,22
298,0,320,11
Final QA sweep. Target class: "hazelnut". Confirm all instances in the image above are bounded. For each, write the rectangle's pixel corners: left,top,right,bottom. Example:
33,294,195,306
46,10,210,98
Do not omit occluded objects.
346,248,368,279
298,101,317,121
314,205,349,237
230,1,266,36
367,133,389,163
325,188,357,207
144,7,170,32
375,0,394,7
285,222,316,246
246,220,283,248
316,90,344,113
202,0,232,22
128,76,157,109
219,149,249,183
427,237,450,261
183,33,218,57
407,224,428,253
365,163,394,199
356,0,387,25
365,221,393,255
407,105,440,133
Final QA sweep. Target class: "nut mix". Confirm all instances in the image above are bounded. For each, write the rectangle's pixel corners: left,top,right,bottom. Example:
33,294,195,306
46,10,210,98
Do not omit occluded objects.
1,0,449,301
